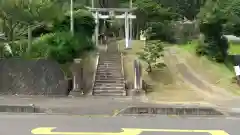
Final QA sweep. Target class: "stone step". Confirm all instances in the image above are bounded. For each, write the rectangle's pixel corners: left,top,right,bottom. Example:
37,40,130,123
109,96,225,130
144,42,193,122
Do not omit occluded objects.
99,57,120,59
97,67,121,69
96,70,122,73
99,55,120,57
93,91,126,96
95,78,124,81
95,75,123,77
98,65,121,68
98,66,122,71
96,71,122,74
100,53,120,54
98,66,121,68
98,64,120,66
95,80,125,83
95,77,124,81
93,88,125,91
96,73,122,75
97,68,121,70
94,83,125,87
98,65,120,67
101,59,120,61
98,59,120,62
99,58,120,60
96,72,122,75
99,59,120,61
98,63,121,65
98,63,120,65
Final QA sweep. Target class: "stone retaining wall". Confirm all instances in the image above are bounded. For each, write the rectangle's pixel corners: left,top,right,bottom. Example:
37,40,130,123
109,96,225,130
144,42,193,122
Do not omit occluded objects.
0,58,68,96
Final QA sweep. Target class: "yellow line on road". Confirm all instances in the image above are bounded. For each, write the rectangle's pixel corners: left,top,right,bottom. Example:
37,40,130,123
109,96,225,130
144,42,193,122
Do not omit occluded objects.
31,127,229,135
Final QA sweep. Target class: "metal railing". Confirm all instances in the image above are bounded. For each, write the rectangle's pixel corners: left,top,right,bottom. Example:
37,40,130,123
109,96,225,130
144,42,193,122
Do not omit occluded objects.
90,52,100,95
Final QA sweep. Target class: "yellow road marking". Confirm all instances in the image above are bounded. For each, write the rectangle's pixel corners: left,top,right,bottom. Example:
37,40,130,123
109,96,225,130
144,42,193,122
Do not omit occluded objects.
31,127,229,135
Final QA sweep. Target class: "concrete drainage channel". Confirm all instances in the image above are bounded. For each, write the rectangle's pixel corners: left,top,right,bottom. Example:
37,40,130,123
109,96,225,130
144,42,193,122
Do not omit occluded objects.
117,106,226,117
0,105,43,113
0,104,239,118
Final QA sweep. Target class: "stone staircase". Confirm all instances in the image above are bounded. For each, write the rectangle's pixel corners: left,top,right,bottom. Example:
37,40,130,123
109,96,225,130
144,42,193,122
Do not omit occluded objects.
93,42,126,96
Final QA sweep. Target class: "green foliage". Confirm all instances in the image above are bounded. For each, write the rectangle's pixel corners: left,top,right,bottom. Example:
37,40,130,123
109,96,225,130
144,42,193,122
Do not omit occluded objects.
0,0,95,64
138,40,164,72
53,9,95,37
196,0,230,62
45,32,80,63
30,32,94,64
5,32,95,64
157,0,206,20
134,0,178,26
146,21,175,43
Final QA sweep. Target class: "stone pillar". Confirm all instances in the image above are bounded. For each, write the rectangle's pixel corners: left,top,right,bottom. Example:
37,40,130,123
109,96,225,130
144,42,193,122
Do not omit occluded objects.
134,60,142,90
129,59,145,96
69,58,83,96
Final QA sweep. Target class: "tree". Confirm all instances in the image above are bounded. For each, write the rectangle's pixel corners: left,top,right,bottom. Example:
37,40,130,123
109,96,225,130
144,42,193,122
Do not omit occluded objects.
156,0,206,20
17,0,62,53
0,0,62,48
0,0,26,41
133,0,178,40
196,0,240,62
138,40,164,72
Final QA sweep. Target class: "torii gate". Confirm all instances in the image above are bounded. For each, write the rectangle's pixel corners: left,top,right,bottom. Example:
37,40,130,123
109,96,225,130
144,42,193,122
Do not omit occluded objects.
87,7,136,48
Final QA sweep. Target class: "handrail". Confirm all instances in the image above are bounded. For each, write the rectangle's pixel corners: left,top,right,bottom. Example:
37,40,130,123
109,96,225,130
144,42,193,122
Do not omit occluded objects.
119,43,126,91
90,52,100,95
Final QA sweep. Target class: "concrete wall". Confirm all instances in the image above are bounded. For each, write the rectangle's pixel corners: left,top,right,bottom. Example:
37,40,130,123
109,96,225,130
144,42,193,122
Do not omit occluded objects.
0,59,68,96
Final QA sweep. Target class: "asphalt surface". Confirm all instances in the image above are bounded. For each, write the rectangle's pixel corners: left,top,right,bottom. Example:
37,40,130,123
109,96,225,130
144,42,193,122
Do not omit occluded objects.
0,96,240,135
0,114,238,135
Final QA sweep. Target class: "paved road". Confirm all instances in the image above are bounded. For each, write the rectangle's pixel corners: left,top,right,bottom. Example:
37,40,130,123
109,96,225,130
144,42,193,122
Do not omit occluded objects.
0,114,238,135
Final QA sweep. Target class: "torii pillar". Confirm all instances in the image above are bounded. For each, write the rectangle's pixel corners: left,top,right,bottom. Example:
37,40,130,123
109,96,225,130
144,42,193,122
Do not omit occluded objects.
125,12,130,49
94,11,99,46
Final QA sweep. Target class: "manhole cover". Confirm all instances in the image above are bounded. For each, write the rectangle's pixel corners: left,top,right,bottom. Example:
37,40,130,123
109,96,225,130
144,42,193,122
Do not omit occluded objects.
120,106,224,116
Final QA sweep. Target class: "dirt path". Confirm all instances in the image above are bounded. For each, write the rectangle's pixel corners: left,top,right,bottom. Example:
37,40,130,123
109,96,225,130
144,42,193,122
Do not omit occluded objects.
165,46,236,101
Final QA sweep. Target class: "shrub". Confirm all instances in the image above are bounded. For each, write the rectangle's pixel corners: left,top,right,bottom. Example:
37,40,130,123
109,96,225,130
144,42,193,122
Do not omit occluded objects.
5,32,95,64
146,21,175,43
53,9,95,38
8,40,28,57
34,32,94,64
138,40,164,72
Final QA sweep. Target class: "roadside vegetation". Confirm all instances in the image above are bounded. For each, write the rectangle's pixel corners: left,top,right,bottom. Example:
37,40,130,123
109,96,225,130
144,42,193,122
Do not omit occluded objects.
0,0,95,77
2,0,240,97
119,40,203,101
117,0,240,98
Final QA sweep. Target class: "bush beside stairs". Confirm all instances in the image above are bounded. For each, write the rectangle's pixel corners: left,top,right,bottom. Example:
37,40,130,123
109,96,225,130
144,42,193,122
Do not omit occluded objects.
93,42,126,96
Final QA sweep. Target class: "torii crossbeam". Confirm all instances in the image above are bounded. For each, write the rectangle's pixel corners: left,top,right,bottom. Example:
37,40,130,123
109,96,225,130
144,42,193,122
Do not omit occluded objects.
87,7,137,48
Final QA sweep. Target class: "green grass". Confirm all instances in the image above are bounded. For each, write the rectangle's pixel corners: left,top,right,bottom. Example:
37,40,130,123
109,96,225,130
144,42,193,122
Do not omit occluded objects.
179,40,198,52
229,43,240,55
178,40,240,95
119,40,204,101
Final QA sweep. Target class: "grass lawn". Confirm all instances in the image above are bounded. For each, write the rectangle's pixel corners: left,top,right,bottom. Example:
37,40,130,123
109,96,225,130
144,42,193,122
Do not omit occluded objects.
229,43,240,55
118,40,204,101
178,40,240,95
